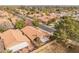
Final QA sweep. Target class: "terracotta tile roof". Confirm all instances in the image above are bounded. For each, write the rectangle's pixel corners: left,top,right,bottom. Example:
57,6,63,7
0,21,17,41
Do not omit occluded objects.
21,26,50,41
24,19,33,26
38,16,49,23
0,18,10,24
0,10,9,16
38,13,57,24
0,29,33,52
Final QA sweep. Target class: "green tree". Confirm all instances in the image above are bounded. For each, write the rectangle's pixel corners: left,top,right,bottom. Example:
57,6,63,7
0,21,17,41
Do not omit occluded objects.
15,20,25,29
0,28,5,32
32,18,39,27
53,16,79,42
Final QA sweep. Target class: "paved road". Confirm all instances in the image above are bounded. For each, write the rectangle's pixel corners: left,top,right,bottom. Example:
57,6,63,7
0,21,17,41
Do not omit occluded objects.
39,23,56,33
10,10,56,33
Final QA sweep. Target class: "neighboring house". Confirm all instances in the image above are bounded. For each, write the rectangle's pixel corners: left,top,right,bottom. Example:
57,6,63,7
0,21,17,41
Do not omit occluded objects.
21,26,51,47
10,16,22,25
33,13,42,17
27,13,42,17
0,29,34,53
0,18,14,31
32,41,67,53
0,10,13,19
24,18,33,26
38,13,57,24
0,10,9,17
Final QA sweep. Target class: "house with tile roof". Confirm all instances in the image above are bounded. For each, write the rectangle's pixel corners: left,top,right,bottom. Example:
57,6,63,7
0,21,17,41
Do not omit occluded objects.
24,19,33,26
38,13,57,24
0,10,9,17
0,29,34,52
0,18,14,31
10,16,22,25
21,26,51,47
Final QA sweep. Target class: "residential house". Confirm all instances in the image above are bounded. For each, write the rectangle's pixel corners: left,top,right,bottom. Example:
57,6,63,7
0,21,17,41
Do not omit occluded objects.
32,41,67,53
28,13,42,18
21,26,51,47
0,10,9,17
10,16,22,25
0,29,34,53
0,18,14,31
33,13,42,17
0,10,13,19
24,19,33,26
38,13,57,24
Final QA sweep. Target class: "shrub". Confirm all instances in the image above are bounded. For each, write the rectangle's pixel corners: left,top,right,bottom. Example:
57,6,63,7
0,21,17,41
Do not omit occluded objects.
15,20,25,29
3,49,12,53
0,28,5,32
32,18,39,27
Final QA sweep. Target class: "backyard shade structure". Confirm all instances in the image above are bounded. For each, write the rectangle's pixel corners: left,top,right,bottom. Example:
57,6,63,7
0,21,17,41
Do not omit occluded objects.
0,29,34,52
21,26,50,43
